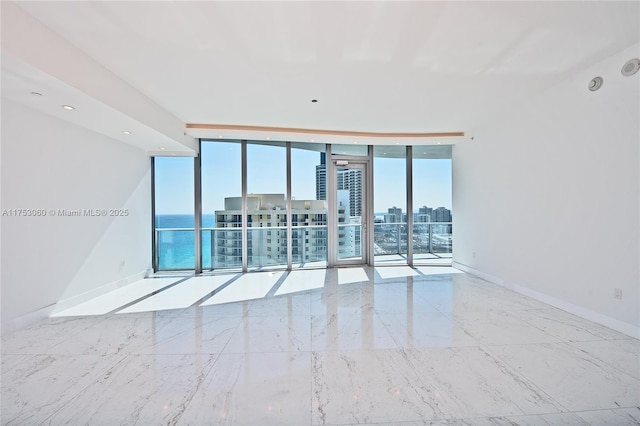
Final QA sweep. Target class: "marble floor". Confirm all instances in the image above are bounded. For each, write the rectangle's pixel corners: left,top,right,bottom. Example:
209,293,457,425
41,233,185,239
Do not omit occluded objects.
1,267,639,425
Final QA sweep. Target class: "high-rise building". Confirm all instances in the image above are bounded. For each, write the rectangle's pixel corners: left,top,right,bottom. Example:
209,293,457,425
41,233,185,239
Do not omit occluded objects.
433,207,452,222
315,152,327,201
384,206,406,223
415,206,433,223
413,206,451,222
215,194,335,266
336,168,362,217
316,153,363,218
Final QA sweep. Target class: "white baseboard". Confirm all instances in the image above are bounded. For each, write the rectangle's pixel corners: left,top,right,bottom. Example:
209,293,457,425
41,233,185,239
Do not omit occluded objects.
1,270,148,336
452,262,640,339
452,261,504,286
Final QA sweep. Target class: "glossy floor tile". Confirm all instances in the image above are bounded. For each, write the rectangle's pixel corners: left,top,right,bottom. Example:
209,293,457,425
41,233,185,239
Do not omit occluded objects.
180,352,312,425
2,267,638,425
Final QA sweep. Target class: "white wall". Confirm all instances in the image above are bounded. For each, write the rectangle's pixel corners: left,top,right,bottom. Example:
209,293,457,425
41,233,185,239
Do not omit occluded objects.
1,100,152,332
453,44,640,337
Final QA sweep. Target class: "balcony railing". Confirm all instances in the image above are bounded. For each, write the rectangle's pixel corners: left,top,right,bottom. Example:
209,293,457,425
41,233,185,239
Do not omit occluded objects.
155,222,452,271
373,222,452,256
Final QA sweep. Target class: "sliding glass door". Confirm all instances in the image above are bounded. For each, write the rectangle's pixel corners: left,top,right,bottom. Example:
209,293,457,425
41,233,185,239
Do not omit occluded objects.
334,162,367,266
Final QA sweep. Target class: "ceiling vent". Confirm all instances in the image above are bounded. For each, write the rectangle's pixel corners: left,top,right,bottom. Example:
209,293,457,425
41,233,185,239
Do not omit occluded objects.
621,58,640,77
588,76,603,92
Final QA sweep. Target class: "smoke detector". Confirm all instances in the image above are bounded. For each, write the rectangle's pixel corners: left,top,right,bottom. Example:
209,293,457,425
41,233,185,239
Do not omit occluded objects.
588,76,603,92
621,58,640,77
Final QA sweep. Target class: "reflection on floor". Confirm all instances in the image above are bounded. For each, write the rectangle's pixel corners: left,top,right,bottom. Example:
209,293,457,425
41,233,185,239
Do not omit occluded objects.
2,266,639,425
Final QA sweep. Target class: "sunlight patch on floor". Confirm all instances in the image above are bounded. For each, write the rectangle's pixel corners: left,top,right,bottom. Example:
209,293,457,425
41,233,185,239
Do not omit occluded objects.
52,278,183,317
338,267,368,285
375,266,419,280
275,269,326,296
118,275,236,313
201,271,284,306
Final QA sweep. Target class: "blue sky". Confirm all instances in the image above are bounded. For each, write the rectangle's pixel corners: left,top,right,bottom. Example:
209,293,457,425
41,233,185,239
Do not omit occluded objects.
155,142,451,215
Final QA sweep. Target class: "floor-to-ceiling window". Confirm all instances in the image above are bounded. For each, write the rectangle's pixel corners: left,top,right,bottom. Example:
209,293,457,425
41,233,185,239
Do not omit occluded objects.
152,140,453,271
201,140,242,270
373,145,407,265
153,156,195,270
246,141,287,270
412,146,453,264
291,143,327,268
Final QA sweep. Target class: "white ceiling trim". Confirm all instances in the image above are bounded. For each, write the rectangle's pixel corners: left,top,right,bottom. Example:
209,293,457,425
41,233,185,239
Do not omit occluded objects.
186,123,465,146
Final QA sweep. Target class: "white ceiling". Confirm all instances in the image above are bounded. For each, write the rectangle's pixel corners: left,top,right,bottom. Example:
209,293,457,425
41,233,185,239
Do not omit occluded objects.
2,1,639,152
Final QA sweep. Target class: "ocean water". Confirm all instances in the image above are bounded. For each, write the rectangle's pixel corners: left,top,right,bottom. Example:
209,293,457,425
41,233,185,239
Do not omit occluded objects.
156,214,215,229
155,214,214,270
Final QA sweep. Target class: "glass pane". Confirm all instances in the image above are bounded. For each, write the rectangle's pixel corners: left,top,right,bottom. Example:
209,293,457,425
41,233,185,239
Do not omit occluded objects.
373,145,407,265
336,165,364,261
247,142,287,269
413,147,453,265
291,143,327,268
154,156,194,270
201,140,242,270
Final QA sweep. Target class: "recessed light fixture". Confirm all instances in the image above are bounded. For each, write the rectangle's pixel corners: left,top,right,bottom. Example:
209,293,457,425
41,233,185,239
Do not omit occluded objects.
122,130,131,135
311,139,315,142
159,147,167,150
395,142,399,145
31,91,43,97
437,142,442,145
218,135,223,138
353,141,358,144
266,137,271,140
588,76,603,91
61,105,75,110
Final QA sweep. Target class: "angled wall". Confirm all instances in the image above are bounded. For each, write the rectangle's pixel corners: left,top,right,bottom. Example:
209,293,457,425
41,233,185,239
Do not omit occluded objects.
1,100,152,333
453,44,640,337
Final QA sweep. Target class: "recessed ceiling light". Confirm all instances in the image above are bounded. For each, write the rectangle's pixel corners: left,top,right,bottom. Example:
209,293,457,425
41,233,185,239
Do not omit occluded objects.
218,135,223,138
353,141,358,144
31,91,43,97
122,130,131,135
621,58,640,76
588,76,603,91
61,105,75,110
159,147,166,150
311,139,315,142
395,142,399,145
437,142,442,145
266,137,271,140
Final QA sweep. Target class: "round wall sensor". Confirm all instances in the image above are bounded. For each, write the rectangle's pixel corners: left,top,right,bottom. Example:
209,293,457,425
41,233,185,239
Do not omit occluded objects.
588,76,603,91
621,58,640,76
